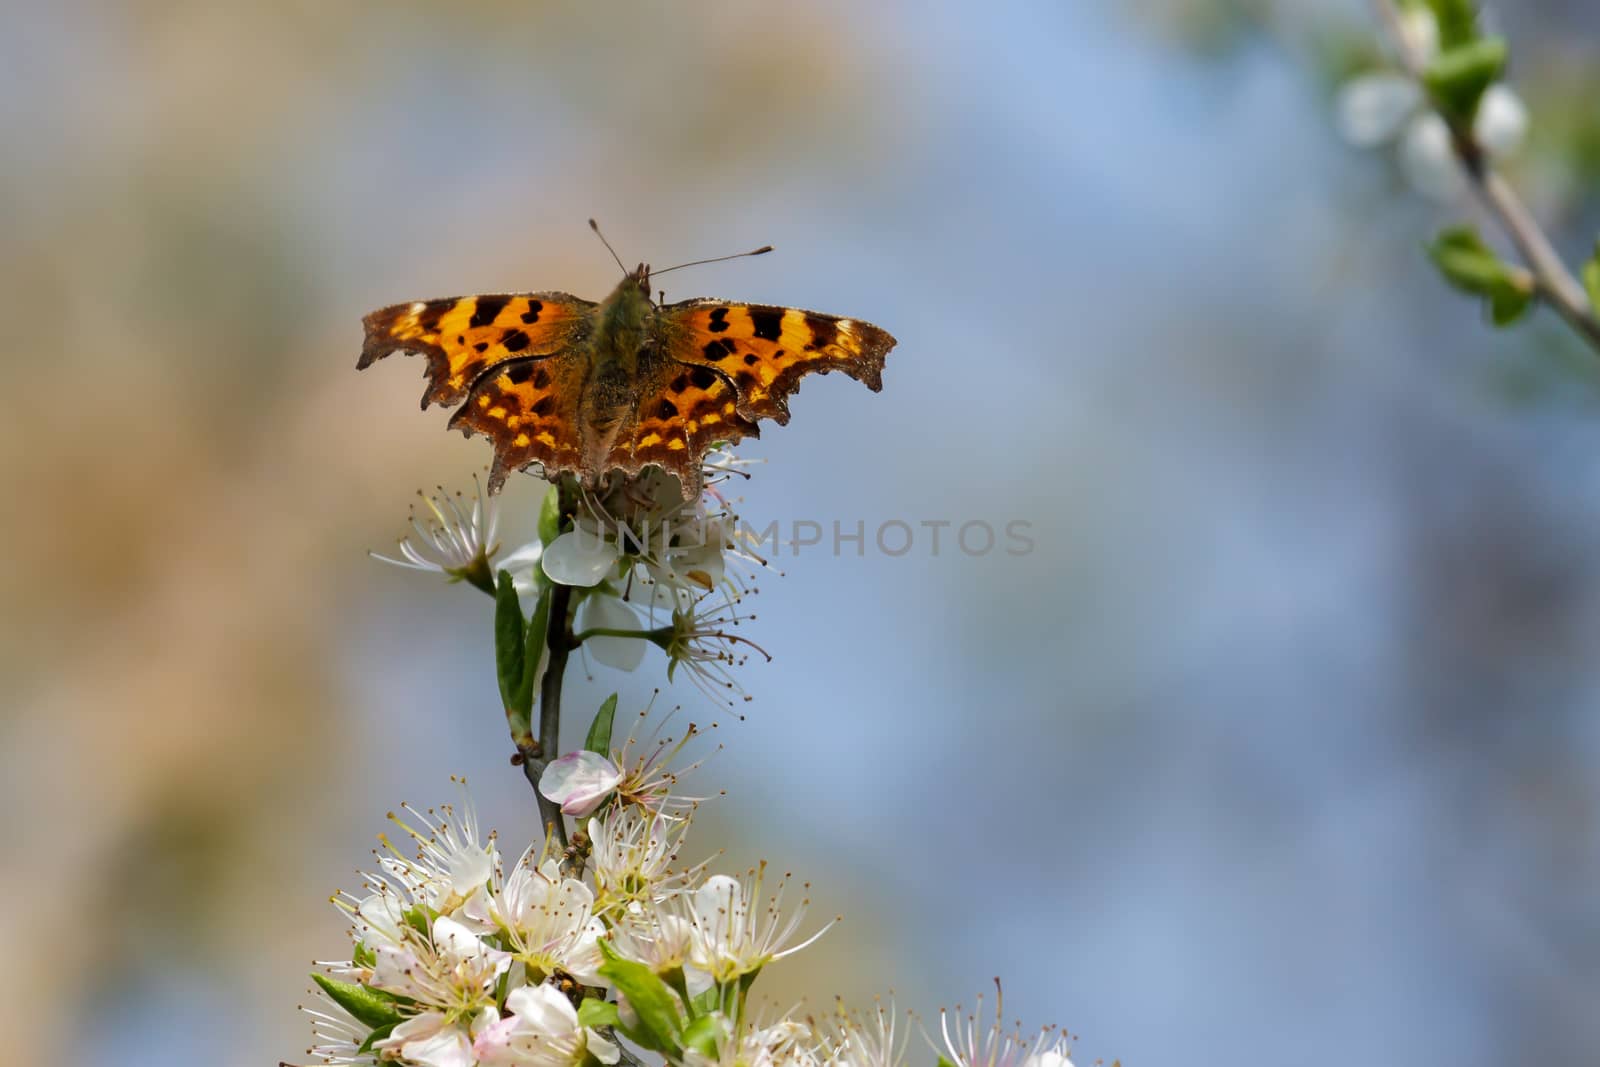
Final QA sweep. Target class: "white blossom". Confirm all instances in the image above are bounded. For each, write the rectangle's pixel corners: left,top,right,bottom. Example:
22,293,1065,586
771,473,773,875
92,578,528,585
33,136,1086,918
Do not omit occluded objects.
938,987,1072,1067
372,479,503,589
473,983,620,1067
540,751,625,817
1335,8,1526,200
468,851,607,985
687,867,832,982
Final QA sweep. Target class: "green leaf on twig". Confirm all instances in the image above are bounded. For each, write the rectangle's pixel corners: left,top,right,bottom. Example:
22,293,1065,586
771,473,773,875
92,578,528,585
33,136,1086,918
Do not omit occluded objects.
585,693,619,755
495,571,528,714
518,587,551,714
1424,0,1480,51
681,1014,729,1058
311,974,404,1030
496,574,551,742
1427,226,1535,326
358,1020,398,1054
577,997,622,1030
539,483,563,546
597,939,684,1056
1423,37,1507,125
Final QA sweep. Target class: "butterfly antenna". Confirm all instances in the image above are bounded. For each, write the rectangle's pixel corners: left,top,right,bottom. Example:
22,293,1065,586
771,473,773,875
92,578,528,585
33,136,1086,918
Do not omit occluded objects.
652,245,774,277
589,218,628,276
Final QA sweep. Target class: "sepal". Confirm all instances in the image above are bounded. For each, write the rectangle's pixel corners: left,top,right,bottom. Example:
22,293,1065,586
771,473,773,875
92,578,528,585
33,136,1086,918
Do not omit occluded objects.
311,973,404,1030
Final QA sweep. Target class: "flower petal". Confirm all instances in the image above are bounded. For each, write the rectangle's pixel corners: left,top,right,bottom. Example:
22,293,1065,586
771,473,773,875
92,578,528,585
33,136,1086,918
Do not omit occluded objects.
581,595,647,671
499,540,545,594
1400,113,1464,200
1336,73,1420,147
1475,84,1527,158
542,529,622,587
540,750,624,817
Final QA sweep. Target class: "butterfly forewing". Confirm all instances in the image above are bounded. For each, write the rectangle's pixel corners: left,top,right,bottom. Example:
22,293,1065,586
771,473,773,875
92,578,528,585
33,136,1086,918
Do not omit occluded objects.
659,300,894,424
360,293,596,408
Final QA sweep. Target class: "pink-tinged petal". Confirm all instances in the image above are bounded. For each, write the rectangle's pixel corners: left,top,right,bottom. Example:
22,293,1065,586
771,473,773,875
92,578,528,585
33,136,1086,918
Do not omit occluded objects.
539,750,623,817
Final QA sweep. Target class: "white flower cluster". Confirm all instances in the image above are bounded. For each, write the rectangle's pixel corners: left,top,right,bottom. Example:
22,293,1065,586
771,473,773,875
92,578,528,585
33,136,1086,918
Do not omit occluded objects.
298,763,829,1067
377,450,770,705
297,772,1085,1067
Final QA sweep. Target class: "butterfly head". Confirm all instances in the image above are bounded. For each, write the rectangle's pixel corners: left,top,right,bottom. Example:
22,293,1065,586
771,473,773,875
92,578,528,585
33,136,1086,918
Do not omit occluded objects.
629,262,652,295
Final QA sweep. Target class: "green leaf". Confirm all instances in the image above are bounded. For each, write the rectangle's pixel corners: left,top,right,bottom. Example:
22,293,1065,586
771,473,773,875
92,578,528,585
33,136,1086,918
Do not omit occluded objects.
597,940,684,1056
1427,226,1535,327
351,941,376,969
539,484,563,546
1422,37,1507,124
358,1020,398,1055
585,693,619,755
311,974,404,1030
937,1057,959,1067
515,587,552,716
401,904,434,937
577,998,623,1030
495,570,528,715
1488,285,1534,327
1583,243,1600,316
688,986,722,1018
681,1014,728,1058
1424,0,1480,50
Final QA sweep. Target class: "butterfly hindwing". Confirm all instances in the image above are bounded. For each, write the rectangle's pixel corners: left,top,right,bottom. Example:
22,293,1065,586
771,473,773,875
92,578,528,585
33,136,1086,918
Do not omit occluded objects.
359,293,596,408
448,351,591,492
660,300,896,424
606,361,760,496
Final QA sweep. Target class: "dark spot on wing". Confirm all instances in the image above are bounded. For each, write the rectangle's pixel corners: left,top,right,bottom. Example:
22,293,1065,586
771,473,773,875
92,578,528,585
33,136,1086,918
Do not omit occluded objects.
532,367,551,389
707,307,730,333
657,399,679,419
506,363,534,384
501,329,530,353
689,366,717,390
470,296,509,329
743,353,759,366
521,300,543,325
703,339,736,361
473,341,489,353
804,314,837,351
531,396,555,417
670,373,690,393
749,307,783,341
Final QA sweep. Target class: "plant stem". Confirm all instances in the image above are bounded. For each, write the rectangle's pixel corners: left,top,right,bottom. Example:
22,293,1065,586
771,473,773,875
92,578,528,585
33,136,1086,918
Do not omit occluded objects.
572,626,662,644
1370,0,1600,355
519,479,582,850
521,580,574,849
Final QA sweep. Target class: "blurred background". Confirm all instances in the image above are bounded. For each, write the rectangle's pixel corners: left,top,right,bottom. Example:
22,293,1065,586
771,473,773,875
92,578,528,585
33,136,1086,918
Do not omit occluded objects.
5,0,1600,1064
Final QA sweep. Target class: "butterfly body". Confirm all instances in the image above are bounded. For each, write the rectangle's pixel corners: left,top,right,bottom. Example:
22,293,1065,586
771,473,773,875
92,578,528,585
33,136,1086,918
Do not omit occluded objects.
360,263,896,497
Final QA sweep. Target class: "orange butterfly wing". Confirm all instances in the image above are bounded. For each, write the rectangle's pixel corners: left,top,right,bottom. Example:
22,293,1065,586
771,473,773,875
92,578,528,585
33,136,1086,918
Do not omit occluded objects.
359,293,595,408
447,354,592,492
605,361,761,496
660,300,896,424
